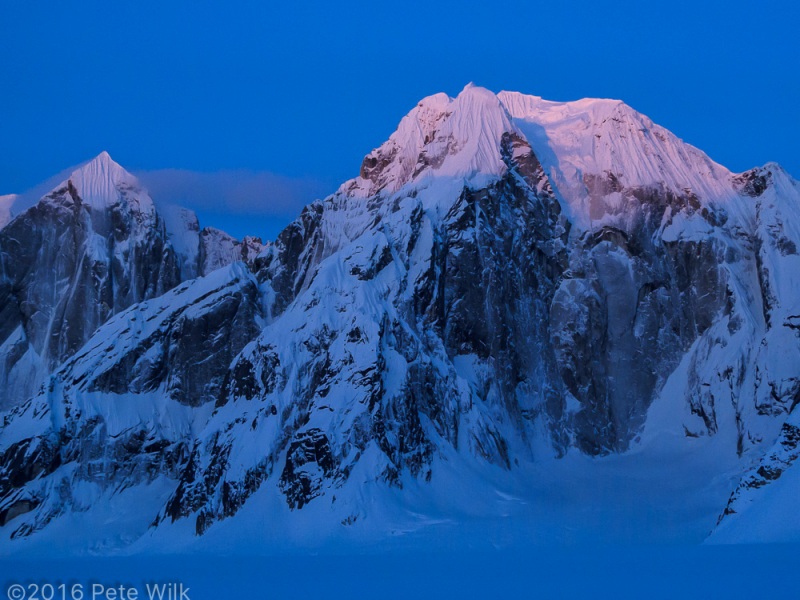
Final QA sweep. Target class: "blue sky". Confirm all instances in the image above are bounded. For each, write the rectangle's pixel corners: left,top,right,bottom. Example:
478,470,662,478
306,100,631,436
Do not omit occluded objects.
1,0,797,240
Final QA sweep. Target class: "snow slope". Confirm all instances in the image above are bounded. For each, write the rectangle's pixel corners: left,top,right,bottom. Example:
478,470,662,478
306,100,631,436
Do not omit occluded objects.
497,92,737,222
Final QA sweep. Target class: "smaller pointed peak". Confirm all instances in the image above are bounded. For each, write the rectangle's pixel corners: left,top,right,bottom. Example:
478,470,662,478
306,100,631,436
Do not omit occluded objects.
69,150,130,182
49,152,153,212
92,150,119,168
80,150,123,172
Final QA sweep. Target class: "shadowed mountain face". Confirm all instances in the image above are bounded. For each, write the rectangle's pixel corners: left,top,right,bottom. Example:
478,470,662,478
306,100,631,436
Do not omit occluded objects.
1,86,800,548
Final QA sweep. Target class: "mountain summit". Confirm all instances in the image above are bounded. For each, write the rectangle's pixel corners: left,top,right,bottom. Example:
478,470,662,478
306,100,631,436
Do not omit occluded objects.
349,86,740,219
58,151,155,212
1,88,799,550
351,84,516,197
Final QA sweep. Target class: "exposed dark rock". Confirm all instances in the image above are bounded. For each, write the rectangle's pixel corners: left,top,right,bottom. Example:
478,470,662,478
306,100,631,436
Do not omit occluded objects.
733,168,771,197
280,429,335,509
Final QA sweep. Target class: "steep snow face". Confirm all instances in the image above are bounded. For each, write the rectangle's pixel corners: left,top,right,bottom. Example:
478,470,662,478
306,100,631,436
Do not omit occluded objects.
2,87,800,550
0,194,17,230
497,91,737,228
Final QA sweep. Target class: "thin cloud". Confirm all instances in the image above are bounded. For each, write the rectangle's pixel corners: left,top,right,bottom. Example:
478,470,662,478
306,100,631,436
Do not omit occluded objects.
7,164,84,214
4,164,335,241
136,169,334,220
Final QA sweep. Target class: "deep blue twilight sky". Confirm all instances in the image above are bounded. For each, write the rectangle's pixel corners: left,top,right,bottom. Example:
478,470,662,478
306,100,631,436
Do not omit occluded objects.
1,0,797,240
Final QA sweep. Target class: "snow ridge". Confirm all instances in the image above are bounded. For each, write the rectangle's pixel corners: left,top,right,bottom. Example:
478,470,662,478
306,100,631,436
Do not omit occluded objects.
497,91,736,210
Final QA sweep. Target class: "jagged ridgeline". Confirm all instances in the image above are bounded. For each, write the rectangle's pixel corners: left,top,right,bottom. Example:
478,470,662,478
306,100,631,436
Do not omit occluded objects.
1,85,799,548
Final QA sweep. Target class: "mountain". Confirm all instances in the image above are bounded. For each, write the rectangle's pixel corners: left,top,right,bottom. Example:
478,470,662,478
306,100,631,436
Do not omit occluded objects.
1,85,799,551
0,153,263,412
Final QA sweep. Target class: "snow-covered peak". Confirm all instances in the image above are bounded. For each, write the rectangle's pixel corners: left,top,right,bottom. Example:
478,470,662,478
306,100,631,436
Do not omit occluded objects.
344,84,517,198
0,194,18,229
338,86,753,228
436,83,515,179
497,90,736,222
50,151,155,214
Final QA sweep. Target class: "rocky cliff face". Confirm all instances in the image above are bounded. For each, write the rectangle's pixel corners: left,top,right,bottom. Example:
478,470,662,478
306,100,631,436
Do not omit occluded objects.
1,86,800,549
